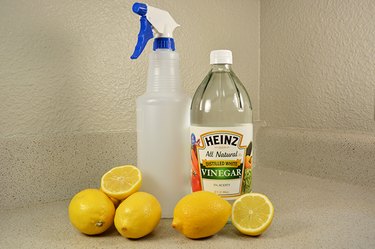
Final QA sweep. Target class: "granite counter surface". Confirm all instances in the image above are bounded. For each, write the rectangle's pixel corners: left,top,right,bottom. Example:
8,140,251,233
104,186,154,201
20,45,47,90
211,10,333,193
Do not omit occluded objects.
1,167,374,249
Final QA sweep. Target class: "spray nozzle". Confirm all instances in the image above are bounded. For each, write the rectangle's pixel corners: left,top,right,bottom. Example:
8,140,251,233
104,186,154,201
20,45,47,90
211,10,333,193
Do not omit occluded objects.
132,2,147,16
130,2,180,59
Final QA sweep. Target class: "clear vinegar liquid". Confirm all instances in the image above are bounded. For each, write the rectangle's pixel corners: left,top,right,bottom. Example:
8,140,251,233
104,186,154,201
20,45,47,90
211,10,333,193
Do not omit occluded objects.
191,64,252,126
190,64,253,206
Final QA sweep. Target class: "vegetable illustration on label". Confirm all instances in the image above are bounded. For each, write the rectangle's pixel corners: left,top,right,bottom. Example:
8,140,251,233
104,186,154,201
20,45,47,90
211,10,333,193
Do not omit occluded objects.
191,133,202,192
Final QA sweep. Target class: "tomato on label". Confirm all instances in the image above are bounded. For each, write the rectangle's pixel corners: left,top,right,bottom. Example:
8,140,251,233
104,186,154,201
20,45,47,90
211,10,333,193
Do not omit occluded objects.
191,170,202,192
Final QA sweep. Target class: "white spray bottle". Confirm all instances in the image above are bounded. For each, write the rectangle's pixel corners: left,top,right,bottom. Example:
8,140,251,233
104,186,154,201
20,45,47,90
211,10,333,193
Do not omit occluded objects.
131,2,190,218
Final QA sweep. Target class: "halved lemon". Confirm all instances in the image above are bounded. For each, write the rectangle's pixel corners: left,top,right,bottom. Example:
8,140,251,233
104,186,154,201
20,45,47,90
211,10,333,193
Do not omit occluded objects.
231,193,274,236
100,165,142,200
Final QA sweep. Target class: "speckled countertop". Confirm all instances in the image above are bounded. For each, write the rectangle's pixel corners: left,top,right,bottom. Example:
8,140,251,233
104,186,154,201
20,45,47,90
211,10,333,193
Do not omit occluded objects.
1,167,374,249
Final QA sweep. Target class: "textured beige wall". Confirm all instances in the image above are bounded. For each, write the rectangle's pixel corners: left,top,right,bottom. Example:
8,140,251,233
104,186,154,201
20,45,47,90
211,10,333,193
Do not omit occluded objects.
0,0,260,137
260,0,375,133
257,0,375,185
0,0,260,209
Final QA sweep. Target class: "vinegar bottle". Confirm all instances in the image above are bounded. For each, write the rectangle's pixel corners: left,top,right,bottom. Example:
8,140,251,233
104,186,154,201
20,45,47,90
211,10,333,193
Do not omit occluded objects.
190,50,253,201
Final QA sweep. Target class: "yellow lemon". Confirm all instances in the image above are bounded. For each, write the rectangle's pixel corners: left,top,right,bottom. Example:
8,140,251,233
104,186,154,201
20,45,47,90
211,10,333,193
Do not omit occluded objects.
68,189,115,235
172,191,231,239
114,192,161,239
101,165,142,200
231,193,274,236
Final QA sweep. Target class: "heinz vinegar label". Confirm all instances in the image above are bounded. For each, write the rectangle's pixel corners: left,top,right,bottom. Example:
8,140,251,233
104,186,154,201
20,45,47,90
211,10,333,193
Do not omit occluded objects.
190,125,253,199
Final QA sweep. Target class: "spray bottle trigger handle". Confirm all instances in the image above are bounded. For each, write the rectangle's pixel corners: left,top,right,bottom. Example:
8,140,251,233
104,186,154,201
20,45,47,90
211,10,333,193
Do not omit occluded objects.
130,16,154,59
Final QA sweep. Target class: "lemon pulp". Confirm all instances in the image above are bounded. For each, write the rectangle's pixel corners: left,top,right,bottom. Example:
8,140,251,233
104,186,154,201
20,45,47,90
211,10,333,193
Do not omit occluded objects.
231,193,274,236
101,165,142,200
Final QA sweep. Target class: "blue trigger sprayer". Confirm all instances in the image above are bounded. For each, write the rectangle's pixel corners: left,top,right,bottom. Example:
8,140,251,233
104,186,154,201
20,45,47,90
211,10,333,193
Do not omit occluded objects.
131,2,190,218
131,2,179,59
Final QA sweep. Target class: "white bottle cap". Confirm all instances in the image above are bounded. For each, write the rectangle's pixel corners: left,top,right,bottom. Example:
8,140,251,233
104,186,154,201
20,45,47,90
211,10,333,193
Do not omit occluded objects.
210,50,233,65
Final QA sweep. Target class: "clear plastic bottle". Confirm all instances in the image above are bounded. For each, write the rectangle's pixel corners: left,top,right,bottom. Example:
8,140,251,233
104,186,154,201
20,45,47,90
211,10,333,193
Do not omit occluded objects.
130,3,190,218
190,50,253,200
137,49,191,218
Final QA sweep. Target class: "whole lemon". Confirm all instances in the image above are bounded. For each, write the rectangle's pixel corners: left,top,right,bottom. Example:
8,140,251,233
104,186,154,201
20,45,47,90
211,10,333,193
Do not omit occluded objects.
114,192,161,239
68,189,115,235
172,191,231,239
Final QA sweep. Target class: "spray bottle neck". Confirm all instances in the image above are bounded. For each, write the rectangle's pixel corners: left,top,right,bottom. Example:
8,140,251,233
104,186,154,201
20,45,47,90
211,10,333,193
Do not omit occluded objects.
146,50,181,93
153,38,175,51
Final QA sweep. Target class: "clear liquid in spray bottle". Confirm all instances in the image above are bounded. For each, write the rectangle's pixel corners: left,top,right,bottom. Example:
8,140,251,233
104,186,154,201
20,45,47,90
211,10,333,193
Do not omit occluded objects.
131,3,190,218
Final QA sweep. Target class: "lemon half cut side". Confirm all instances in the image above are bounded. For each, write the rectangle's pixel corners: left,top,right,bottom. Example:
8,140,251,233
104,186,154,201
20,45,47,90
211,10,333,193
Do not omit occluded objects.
231,193,274,236
100,165,142,200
